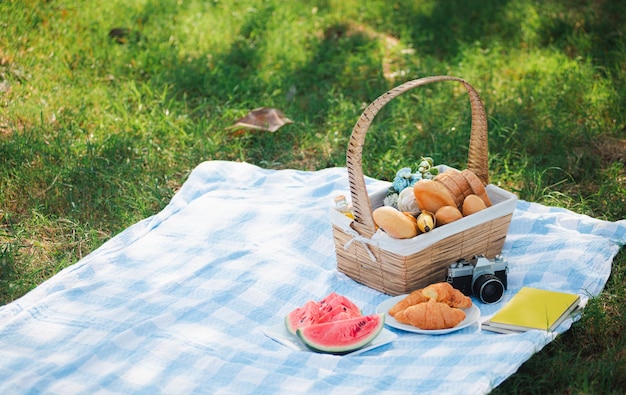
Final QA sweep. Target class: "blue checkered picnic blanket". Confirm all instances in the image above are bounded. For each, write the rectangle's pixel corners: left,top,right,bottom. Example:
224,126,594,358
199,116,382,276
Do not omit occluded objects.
1,161,624,394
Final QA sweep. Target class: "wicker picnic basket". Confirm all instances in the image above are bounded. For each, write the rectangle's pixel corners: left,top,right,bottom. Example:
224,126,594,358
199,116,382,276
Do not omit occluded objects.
331,76,518,296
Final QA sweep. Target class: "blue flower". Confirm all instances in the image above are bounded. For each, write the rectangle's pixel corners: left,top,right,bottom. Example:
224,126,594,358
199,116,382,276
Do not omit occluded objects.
409,173,422,186
393,167,418,192
392,177,410,192
396,167,413,179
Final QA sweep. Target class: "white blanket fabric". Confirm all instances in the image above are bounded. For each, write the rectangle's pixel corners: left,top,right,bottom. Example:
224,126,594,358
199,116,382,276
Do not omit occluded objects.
1,160,624,394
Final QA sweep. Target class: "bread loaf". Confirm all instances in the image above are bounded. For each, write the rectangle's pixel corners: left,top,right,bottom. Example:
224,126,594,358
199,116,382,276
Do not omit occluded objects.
372,206,418,239
434,206,463,225
460,169,492,207
433,169,469,209
413,179,456,214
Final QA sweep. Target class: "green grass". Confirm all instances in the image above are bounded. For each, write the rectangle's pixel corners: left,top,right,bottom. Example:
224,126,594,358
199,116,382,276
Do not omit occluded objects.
1,0,625,392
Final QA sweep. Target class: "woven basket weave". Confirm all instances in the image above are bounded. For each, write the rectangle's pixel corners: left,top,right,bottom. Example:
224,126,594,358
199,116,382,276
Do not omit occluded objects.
331,76,517,296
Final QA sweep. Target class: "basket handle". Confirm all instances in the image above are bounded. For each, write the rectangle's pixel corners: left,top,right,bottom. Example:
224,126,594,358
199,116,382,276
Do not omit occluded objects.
346,76,489,238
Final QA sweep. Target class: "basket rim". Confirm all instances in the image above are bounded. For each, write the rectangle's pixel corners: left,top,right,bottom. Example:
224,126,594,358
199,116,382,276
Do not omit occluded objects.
345,76,489,239
331,180,517,257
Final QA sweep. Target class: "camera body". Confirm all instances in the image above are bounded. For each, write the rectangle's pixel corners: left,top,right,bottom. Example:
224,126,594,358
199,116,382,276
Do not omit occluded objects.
447,255,509,304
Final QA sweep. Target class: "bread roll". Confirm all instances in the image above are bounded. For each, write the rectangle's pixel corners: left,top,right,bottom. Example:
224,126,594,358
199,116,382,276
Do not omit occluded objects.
372,206,418,239
435,206,463,225
462,194,487,216
413,179,456,214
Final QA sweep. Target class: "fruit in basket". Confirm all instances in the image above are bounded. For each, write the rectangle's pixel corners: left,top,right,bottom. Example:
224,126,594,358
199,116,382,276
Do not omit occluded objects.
413,179,456,213
462,194,487,216
296,313,385,355
435,206,463,225
373,206,418,239
416,211,436,233
377,168,494,237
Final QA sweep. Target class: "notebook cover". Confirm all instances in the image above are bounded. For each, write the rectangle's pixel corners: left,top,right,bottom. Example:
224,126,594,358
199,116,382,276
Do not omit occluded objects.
487,287,581,332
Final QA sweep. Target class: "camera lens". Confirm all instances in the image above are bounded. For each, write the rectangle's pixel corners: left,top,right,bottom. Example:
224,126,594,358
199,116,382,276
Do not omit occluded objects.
473,275,505,304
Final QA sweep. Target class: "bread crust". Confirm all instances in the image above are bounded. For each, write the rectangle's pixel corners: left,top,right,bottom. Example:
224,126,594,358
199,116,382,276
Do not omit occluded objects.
395,299,466,330
460,169,492,207
413,179,456,214
373,206,418,239
434,170,465,208
387,282,472,329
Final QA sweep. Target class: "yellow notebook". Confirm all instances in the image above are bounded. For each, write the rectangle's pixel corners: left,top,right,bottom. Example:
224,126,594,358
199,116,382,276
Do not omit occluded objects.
482,287,581,333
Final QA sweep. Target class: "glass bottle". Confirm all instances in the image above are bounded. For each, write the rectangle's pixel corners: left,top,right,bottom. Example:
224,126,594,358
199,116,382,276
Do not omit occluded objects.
334,195,354,219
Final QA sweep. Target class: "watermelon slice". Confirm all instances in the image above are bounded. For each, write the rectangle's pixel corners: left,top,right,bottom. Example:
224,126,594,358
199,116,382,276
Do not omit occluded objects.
319,294,361,318
296,313,385,355
318,292,340,306
285,300,320,335
318,310,354,323
318,300,361,322
286,292,361,334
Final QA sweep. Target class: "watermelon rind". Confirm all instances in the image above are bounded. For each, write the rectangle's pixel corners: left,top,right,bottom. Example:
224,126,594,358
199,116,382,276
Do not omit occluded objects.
296,313,385,355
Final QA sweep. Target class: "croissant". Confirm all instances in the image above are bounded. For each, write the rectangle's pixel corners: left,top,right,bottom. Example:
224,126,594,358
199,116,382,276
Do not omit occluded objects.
388,289,429,317
396,299,466,330
448,288,472,309
422,282,472,309
422,282,453,301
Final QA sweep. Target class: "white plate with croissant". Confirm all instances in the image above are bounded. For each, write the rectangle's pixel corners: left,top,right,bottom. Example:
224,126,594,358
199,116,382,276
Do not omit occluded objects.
375,282,481,335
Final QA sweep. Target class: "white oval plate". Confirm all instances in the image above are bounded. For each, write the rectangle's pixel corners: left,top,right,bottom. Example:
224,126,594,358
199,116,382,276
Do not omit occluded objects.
263,323,397,356
375,294,481,335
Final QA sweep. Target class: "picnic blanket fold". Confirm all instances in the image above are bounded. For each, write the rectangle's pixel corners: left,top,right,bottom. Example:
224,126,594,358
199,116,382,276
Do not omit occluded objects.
0,160,624,395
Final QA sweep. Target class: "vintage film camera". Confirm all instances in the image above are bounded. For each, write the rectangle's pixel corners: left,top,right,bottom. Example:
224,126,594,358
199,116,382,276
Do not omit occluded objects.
447,255,509,304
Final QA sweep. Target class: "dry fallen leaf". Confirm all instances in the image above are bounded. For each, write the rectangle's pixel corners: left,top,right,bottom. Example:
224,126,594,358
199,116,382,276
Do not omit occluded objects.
108,27,141,44
227,107,293,133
